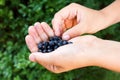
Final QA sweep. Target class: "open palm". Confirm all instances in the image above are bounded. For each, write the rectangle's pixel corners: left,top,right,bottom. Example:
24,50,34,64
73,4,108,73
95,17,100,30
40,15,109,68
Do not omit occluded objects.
25,24,103,73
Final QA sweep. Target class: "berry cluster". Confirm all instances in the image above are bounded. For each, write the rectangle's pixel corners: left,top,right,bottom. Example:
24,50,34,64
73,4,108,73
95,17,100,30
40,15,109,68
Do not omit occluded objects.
38,36,72,53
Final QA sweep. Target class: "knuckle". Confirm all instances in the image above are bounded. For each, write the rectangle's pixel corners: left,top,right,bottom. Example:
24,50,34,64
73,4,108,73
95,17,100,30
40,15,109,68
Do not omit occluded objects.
49,67,61,74
69,3,78,6
54,12,59,18
25,35,29,41
52,19,54,24
85,35,97,41
70,3,76,5
50,70,60,74
46,64,61,74
28,26,32,32
34,22,40,25
53,71,61,74
41,22,46,25
84,35,99,46
52,69,61,74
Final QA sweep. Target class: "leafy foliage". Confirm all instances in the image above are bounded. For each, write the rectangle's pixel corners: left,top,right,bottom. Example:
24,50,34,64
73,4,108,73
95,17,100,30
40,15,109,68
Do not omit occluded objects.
0,0,120,80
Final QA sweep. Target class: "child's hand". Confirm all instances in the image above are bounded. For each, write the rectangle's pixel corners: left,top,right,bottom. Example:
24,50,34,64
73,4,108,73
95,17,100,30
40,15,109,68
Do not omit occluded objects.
25,22,54,52
52,3,110,40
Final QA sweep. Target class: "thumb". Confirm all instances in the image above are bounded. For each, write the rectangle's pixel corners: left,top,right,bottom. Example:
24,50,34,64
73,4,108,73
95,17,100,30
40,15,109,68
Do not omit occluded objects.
62,24,85,40
29,52,57,65
29,52,62,73
29,52,52,63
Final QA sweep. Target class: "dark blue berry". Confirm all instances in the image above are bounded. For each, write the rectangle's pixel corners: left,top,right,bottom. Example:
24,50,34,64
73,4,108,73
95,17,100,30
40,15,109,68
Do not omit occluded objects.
54,45,59,49
42,49,47,53
47,45,51,49
57,42,62,46
38,49,42,52
68,42,73,44
54,36,61,40
49,41,55,46
43,42,49,47
53,40,58,45
62,40,68,45
37,36,73,53
38,42,43,49
47,49,53,52
49,37,54,41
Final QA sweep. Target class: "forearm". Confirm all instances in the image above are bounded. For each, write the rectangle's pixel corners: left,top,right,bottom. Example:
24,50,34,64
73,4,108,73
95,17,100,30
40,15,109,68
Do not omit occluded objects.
93,1,120,71
95,40,120,72
100,0,120,28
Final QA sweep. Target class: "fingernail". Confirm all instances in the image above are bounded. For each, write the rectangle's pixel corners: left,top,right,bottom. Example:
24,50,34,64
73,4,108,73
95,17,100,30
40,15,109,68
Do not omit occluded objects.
62,35,70,40
34,22,39,26
29,54,36,62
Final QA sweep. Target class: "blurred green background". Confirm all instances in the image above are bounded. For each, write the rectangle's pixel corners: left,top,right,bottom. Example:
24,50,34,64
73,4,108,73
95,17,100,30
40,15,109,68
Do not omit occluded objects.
0,0,120,80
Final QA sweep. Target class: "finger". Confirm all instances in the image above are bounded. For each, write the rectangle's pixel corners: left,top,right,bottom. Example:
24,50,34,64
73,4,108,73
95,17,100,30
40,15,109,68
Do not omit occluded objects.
52,4,77,37
29,53,56,72
52,5,72,36
41,22,54,37
29,52,55,63
29,52,57,70
25,35,38,52
29,52,64,73
34,22,48,41
28,26,41,44
52,16,65,36
62,23,86,40
64,19,74,29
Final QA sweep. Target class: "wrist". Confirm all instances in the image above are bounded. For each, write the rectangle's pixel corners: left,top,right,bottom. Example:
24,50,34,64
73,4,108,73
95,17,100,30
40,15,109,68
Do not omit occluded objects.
100,0,120,25
92,40,120,72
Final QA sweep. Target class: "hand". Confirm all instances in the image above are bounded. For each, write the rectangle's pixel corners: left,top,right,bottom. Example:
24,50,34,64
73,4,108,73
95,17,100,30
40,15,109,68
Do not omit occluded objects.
25,22,54,52
28,35,104,73
25,24,120,73
52,3,110,40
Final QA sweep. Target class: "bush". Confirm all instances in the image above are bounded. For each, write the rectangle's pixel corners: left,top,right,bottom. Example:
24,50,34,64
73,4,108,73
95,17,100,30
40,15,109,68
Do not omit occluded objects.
0,0,120,80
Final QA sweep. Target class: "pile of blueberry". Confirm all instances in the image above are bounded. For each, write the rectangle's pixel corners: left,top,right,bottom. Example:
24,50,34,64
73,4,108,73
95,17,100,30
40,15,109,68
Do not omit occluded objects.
38,36,72,53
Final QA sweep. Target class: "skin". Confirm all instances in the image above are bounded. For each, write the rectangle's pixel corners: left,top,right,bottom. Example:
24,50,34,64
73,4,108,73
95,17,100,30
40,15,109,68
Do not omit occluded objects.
25,22,120,73
52,0,120,40
25,0,120,73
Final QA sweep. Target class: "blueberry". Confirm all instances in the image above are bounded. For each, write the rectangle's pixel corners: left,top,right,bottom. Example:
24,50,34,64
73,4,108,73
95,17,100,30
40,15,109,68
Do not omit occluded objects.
43,41,49,47
42,49,47,53
47,49,53,52
54,45,59,49
37,36,73,53
53,36,61,40
62,40,68,45
49,37,55,41
47,45,51,49
49,41,55,46
59,40,64,45
53,40,58,45
38,49,42,52
57,42,62,46
68,42,73,44
38,42,43,49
